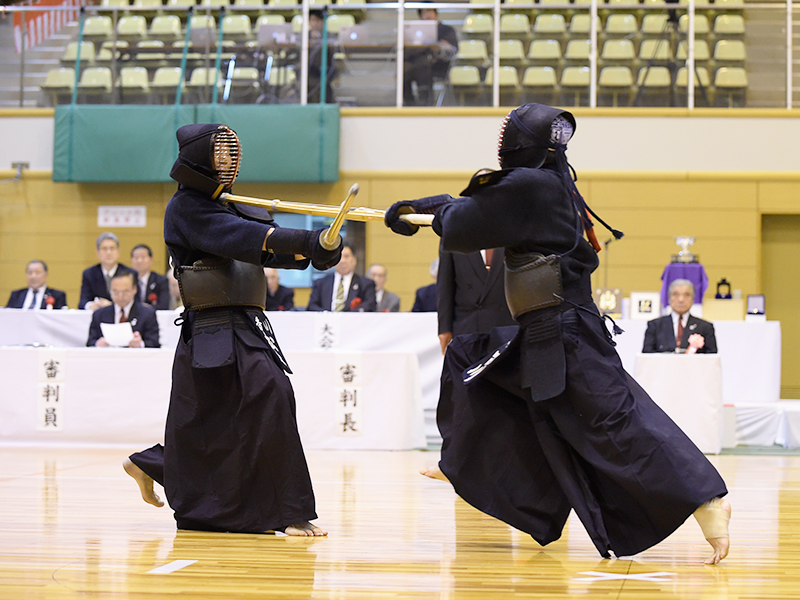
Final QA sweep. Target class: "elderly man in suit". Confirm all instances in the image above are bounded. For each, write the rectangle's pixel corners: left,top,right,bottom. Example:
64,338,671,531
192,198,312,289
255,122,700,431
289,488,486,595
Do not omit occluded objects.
643,278,717,354
87,270,160,348
264,267,295,311
131,244,170,310
367,263,400,312
436,248,515,354
412,258,438,312
306,244,376,312
79,232,133,311
6,260,68,309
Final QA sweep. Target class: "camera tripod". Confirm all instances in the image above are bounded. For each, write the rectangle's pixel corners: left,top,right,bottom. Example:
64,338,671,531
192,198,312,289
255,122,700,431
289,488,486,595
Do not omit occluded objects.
633,9,710,107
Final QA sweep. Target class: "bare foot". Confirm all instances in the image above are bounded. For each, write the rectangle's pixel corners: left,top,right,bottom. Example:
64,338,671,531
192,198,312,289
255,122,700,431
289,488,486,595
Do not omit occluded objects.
419,466,449,482
283,522,327,536
123,458,164,507
694,497,731,565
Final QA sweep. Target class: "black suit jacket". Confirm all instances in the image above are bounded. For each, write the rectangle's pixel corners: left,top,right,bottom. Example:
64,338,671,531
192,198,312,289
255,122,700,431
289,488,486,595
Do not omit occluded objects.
266,285,295,311
642,314,717,354
138,272,170,310
79,263,133,309
86,302,161,347
437,249,514,336
306,272,377,312
411,283,437,312
6,287,68,309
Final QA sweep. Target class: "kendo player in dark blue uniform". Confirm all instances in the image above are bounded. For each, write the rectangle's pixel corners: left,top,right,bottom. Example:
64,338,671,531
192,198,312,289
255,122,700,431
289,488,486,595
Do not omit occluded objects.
385,104,731,564
124,124,341,536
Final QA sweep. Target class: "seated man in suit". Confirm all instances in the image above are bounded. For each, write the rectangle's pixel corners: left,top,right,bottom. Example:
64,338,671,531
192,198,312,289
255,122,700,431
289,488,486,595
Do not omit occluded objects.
5,259,68,309
131,244,170,310
87,271,160,348
265,267,294,311
367,263,400,312
643,278,717,354
306,243,376,312
79,232,133,311
412,258,438,312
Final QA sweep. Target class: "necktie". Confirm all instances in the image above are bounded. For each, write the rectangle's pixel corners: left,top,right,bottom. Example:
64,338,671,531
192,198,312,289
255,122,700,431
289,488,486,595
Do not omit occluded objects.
104,272,112,293
27,291,38,310
334,278,345,312
484,248,494,269
676,317,684,348
120,308,127,323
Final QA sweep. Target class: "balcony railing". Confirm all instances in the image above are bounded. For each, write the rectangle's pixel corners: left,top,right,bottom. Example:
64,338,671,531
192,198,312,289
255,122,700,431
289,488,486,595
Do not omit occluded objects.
1,0,797,108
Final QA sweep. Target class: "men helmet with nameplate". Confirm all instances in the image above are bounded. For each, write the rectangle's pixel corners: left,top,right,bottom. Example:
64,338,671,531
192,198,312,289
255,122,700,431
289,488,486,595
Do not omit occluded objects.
169,124,242,199
497,103,575,169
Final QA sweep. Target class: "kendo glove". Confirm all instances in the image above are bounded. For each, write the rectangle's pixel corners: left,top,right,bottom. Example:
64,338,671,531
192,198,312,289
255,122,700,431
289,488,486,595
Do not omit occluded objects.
308,229,342,270
384,194,451,237
265,227,342,270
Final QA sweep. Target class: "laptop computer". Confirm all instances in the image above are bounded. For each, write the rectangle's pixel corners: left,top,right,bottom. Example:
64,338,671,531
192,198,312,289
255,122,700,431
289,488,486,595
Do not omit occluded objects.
403,20,438,46
257,23,296,47
338,24,375,47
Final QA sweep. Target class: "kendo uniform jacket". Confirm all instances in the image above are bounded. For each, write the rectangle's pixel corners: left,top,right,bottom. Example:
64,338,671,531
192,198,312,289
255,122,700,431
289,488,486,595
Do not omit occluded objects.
79,263,134,309
139,272,171,310
437,249,515,336
86,302,161,347
306,272,377,312
129,185,319,534
6,287,68,309
427,166,727,559
642,314,718,354
265,285,295,311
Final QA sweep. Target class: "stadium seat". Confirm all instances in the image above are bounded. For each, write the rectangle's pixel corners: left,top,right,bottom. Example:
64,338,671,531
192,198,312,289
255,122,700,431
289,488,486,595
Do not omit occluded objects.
448,65,483,105
640,13,670,36
151,66,185,103
497,39,527,67
527,39,562,64
149,15,183,42
78,66,113,99
568,13,600,37
326,14,356,35
600,39,635,63
598,65,633,106
119,66,151,97
559,65,590,105
485,66,521,104
639,39,671,62
82,15,114,43
714,66,748,107
678,14,711,36
41,67,76,105
713,39,746,63
677,39,711,62
221,15,252,41
533,13,567,36
521,65,557,103
61,41,96,66
462,14,493,39
455,39,490,67
564,38,591,62
604,14,638,37
714,14,746,36
116,15,148,44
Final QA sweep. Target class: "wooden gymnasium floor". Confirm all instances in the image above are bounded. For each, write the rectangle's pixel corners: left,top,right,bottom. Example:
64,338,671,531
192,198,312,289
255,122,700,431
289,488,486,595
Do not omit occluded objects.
2,447,800,600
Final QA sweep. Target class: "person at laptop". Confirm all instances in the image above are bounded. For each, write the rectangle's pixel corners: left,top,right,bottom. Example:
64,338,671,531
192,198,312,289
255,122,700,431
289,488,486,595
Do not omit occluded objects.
307,9,338,104
403,2,457,106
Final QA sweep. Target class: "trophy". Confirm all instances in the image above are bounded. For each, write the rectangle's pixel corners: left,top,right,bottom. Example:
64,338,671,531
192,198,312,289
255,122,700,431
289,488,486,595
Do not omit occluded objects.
671,236,699,263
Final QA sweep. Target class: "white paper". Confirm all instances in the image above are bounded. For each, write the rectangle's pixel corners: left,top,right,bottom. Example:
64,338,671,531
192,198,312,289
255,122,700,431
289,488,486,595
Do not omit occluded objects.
100,322,134,347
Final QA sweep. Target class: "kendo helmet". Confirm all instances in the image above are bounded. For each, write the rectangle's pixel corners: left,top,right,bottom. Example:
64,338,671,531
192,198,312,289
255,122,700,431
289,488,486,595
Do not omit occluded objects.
497,103,576,169
169,124,242,199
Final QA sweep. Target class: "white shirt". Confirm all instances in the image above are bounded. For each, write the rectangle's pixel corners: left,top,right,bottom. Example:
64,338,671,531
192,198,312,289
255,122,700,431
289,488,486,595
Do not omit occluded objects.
116,300,134,324
672,312,688,340
330,272,353,310
23,286,46,310
376,289,384,305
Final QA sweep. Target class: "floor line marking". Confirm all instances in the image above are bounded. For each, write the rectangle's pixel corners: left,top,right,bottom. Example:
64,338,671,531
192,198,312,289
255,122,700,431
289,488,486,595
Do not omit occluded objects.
147,560,197,574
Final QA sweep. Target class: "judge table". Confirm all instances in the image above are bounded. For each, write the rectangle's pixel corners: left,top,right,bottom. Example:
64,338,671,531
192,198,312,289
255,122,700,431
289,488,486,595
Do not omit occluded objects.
0,309,781,448
0,309,440,449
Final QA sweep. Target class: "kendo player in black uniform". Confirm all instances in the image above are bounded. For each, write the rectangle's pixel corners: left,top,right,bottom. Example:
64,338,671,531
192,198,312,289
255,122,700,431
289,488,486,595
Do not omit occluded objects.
384,104,731,564
123,124,341,536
